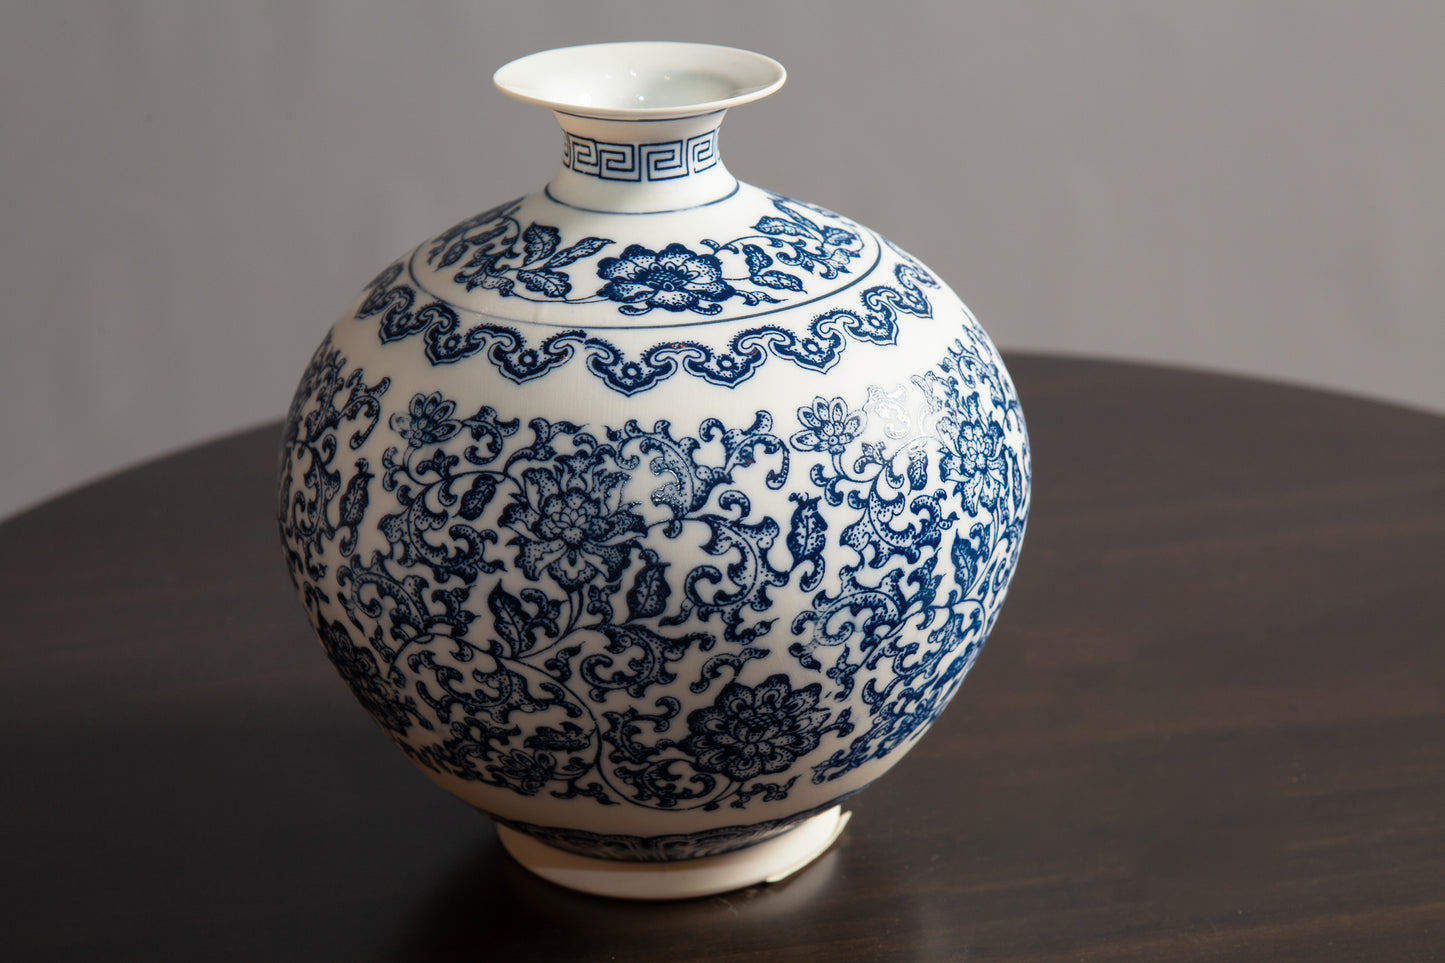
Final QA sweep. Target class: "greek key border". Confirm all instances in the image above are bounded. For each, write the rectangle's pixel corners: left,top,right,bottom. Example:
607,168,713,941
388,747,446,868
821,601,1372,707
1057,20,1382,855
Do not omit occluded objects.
564,130,720,182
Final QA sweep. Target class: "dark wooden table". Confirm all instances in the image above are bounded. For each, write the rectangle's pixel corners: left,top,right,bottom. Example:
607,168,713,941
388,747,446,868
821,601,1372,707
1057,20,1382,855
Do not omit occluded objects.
3,356,1443,961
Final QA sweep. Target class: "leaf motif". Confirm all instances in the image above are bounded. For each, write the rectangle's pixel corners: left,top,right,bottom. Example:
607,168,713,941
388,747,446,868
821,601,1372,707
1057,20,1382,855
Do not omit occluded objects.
432,222,509,267
625,555,672,621
787,205,823,234
547,236,612,268
488,583,528,653
436,242,467,269
786,494,828,563
488,583,560,656
456,225,511,267
517,269,571,298
522,224,560,265
741,243,773,275
951,525,985,595
754,216,808,238
906,446,928,491
786,493,828,591
1009,449,1025,511
457,251,497,278
457,474,497,520
473,275,516,296
753,270,805,292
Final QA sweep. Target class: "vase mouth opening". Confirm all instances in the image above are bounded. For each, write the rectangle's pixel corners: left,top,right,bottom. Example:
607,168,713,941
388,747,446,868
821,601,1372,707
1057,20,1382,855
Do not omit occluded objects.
494,42,786,120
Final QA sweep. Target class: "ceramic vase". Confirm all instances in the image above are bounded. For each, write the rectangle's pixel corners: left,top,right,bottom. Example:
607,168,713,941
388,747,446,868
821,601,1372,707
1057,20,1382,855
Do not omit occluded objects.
278,42,1030,899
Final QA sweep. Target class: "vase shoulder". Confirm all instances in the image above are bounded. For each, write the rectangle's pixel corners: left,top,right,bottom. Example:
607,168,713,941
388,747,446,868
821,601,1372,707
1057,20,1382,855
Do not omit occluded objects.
342,179,966,401
400,182,887,330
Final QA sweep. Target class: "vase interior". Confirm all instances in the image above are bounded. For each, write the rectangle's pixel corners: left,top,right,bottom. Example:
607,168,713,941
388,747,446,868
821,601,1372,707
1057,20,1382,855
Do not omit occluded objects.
494,42,786,119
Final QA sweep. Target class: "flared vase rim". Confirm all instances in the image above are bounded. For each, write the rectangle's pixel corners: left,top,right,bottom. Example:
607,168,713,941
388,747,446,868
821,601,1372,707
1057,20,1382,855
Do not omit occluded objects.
493,41,787,121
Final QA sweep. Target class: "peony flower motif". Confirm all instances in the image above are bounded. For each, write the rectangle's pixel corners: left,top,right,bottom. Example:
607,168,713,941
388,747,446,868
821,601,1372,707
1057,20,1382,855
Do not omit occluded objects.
597,243,737,315
390,392,460,448
500,451,646,589
682,674,831,781
944,393,1006,514
790,397,866,455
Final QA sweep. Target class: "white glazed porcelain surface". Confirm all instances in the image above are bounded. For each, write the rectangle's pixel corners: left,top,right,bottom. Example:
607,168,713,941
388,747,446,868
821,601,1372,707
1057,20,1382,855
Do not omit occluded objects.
279,42,1030,867
493,42,786,119
495,807,848,900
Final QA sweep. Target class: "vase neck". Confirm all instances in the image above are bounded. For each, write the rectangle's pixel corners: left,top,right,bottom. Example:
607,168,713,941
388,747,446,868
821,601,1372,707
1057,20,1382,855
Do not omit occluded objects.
493,43,785,214
545,111,736,214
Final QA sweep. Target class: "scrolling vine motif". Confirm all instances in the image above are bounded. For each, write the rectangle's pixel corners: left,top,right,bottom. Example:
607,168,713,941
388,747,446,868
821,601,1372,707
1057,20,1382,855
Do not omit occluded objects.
352,195,928,396
422,193,862,313
279,324,1028,815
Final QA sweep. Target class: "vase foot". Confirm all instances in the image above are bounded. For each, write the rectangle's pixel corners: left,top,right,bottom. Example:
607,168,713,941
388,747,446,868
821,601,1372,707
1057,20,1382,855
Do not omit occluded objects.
495,806,850,900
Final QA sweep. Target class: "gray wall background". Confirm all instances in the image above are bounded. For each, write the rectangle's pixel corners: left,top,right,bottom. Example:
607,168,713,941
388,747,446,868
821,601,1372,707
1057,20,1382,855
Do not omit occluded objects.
3,1,1442,521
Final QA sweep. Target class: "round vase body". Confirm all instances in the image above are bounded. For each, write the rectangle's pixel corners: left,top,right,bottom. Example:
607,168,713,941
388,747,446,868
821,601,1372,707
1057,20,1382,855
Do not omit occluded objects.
278,43,1030,887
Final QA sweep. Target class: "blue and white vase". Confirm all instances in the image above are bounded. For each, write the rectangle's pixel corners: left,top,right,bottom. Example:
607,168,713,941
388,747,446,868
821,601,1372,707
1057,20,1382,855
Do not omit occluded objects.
278,42,1030,899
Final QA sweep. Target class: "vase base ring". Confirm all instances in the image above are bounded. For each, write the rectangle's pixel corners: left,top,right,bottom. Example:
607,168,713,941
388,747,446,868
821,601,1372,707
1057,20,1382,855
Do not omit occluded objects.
496,806,849,900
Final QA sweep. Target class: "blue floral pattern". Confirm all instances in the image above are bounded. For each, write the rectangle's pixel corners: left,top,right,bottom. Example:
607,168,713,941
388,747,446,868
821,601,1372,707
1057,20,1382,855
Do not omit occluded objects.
418,194,861,312
390,392,459,448
790,397,866,455
351,195,916,396
356,259,933,396
598,243,737,316
501,452,645,588
683,675,834,781
281,320,1027,827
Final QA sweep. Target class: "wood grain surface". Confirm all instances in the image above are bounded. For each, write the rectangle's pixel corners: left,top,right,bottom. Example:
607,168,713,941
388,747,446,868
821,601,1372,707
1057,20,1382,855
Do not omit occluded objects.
3,355,1442,961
